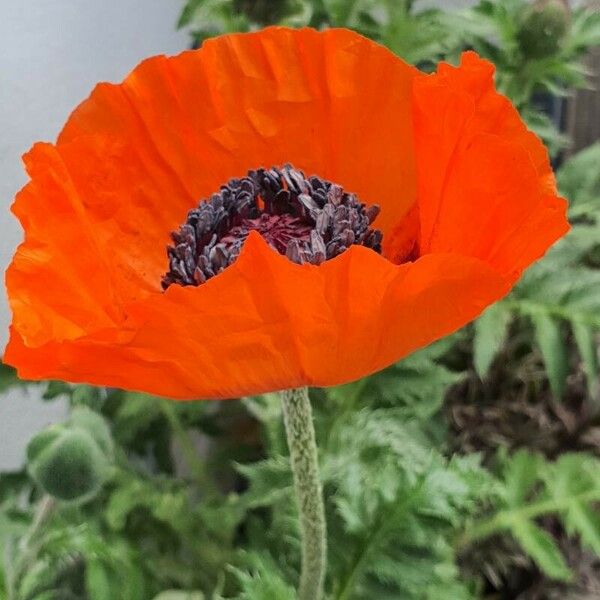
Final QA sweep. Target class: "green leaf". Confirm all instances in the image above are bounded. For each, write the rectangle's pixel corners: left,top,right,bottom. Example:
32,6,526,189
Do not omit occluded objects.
105,478,190,532
42,380,71,400
322,0,361,25
464,452,600,583
0,509,28,539
510,209,600,399
564,502,600,556
522,109,570,155
323,399,490,599
0,362,20,393
530,310,569,399
512,519,571,581
547,455,600,554
235,457,292,509
473,302,512,377
572,319,599,401
112,392,164,443
227,553,296,600
558,141,600,219
502,450,542,508
86,559,113,600
177,0,204,28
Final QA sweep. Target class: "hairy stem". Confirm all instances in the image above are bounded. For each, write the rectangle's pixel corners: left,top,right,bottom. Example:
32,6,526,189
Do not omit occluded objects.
281,387,327,600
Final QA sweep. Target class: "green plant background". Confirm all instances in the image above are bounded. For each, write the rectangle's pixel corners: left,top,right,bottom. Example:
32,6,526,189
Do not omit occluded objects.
1,1,600,599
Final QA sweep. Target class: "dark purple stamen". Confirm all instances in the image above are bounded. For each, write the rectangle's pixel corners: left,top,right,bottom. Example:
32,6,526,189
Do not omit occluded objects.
162,164,383,289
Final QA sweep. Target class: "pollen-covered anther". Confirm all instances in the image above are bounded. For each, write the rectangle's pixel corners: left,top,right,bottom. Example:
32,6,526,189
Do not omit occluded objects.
162,165,383,289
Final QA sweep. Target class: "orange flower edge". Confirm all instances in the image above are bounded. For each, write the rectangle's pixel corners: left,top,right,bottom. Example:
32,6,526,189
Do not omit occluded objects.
4,28,569,399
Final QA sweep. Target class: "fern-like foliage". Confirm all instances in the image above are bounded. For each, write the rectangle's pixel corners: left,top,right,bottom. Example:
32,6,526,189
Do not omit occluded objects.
218,553,297,600
325,421,488,600
462,450,600,582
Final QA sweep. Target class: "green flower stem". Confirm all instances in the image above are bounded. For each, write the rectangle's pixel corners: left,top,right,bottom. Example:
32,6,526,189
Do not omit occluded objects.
281,387,327,600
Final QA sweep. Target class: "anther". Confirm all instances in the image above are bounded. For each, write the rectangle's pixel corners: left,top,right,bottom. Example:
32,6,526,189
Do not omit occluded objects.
162,165,383,289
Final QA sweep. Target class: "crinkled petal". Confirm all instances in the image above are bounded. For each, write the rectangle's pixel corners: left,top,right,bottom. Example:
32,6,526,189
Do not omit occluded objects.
59,27,419,237
6,232,508,399
413,51,569,281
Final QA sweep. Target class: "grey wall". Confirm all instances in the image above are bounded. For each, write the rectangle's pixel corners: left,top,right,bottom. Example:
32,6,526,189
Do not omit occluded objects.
0,0,188,469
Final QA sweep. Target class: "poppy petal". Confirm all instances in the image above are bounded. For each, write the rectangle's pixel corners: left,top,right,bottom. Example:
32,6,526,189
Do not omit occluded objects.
6,143,122,347
413,51,569,281
6,232,508,399
59,27,420,237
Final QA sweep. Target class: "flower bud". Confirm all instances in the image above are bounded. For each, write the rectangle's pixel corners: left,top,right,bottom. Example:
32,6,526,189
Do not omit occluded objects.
517,0,570,59
27,410,113,502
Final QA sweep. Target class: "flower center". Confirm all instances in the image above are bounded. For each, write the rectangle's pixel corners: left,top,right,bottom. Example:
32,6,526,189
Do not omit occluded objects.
162,164,383,288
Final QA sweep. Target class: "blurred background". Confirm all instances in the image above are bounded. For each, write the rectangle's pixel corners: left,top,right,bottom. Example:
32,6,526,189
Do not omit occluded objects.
1,2,600,599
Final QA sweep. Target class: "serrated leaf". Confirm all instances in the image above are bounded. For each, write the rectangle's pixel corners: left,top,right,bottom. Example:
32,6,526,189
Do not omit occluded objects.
466,451,600,585
502,450,542,507
105,481,145,531
564,502,600,556
512,519,571,581
530,310,569,399
570,9,600,47
228,553,296,600
473,302,512,377
236,457,292,509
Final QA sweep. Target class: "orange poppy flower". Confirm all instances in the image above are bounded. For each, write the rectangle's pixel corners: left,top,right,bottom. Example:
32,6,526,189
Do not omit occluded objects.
4,27,568,399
